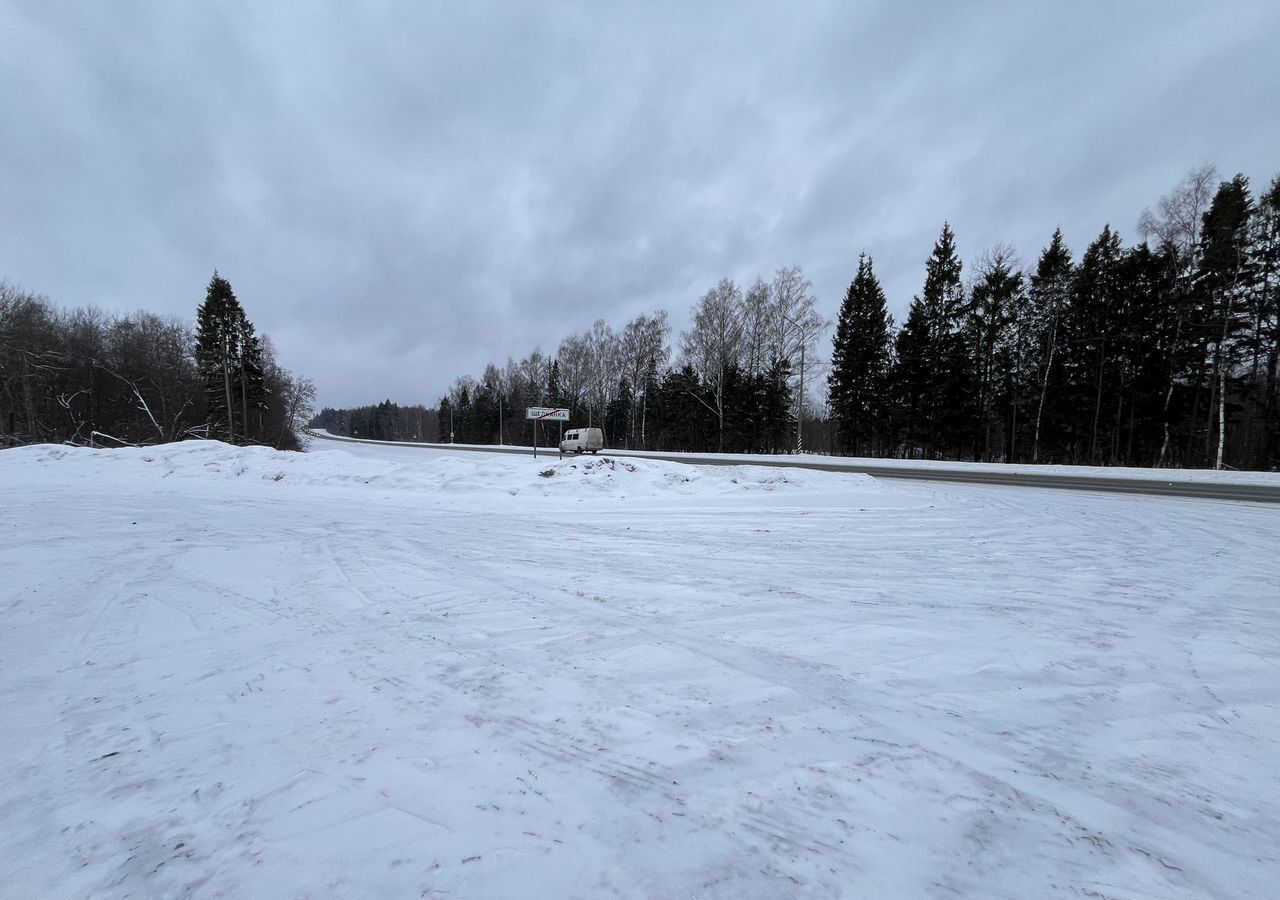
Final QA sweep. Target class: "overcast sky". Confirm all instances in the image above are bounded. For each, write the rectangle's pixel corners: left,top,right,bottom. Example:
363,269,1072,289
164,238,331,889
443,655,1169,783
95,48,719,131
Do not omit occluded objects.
3,1,1279,408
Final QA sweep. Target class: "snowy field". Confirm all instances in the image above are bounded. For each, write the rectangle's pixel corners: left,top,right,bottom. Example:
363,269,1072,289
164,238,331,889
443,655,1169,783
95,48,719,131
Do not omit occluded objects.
2,440,1278,899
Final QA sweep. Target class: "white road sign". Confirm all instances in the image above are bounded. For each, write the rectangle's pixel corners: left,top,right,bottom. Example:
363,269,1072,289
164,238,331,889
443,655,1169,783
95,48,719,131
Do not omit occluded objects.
525,407,569,421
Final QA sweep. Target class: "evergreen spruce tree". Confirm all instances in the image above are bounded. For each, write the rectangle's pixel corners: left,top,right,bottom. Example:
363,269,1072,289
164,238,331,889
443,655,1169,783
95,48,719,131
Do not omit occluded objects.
195,272,245,443
1248,176,1280,465
640,356,660,450
891,298,931,456
194,271,267,445
1063,225,1125,463
1115,242,1177,465
1027,229,1075,462
968,247,1024,460
237,319,266,443
828,253,892,455
762,356,795,453
657,365,709,452
605,376,634,448
463,386,478,445
1192,175,1254,467
916,221,972,453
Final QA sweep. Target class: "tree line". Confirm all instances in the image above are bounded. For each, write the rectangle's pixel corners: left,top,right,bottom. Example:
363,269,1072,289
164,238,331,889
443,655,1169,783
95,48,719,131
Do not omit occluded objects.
310,401,438,443
0,273,315,450
332,164,1270,469
830,167,1280,468
406,267,826,454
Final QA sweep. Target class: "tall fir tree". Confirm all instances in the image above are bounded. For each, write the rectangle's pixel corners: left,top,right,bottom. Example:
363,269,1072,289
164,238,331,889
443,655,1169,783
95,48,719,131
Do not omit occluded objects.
1063,225,1125,463
828,253,892,455
1115,242,1177,465
1249,177,1280,465
604,376,634,448
762,356,795,453
891,298,931,455
968,246,1024,460
456,384,472,443
640,355,660,450
1027,229,1075,462
195,272,257,444
1192,175,1254,467
912,223,973,455
237,318,266,442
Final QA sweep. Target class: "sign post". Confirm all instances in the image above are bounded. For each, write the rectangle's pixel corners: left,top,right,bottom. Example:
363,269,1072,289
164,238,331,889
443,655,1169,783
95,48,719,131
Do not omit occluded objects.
526,407,569,458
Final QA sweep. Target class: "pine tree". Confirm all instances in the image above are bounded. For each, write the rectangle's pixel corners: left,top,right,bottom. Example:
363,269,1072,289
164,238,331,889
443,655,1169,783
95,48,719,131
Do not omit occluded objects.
828,253,892,455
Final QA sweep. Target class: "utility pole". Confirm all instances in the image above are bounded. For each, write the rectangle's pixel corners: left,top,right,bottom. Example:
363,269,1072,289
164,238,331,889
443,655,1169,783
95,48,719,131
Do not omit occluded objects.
797,339,805,453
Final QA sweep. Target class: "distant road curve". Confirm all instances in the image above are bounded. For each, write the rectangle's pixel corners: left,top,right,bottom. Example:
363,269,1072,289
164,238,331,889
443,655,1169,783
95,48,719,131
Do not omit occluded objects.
307,431,1280,504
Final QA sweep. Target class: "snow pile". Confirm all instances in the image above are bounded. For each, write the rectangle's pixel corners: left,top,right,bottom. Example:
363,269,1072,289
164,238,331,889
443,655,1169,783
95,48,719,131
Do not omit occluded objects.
528,454,866,496
4,440,871,499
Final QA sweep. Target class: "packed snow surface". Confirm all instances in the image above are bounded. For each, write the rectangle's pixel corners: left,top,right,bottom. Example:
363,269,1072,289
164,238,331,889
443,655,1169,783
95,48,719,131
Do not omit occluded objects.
2,439,1278,899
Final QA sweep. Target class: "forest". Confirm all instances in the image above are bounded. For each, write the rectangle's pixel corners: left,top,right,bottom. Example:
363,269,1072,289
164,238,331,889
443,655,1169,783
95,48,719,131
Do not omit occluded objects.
317,166,1279,470
7,166,1276,470
0,273,315,450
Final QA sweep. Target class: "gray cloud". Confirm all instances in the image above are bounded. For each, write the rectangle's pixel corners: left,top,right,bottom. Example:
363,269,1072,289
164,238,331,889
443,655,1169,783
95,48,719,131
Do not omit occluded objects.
3,1,1278,408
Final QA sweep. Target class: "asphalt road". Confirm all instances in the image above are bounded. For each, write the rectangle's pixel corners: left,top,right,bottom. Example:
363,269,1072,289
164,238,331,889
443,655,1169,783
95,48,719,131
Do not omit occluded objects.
309,432,1280,504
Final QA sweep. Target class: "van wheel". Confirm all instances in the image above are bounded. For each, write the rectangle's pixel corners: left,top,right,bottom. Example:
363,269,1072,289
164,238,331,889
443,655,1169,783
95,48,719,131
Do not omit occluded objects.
591,449,599,454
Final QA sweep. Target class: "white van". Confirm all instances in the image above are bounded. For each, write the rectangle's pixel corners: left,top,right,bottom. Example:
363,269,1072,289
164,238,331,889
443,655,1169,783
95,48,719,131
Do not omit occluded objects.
559,427,604,455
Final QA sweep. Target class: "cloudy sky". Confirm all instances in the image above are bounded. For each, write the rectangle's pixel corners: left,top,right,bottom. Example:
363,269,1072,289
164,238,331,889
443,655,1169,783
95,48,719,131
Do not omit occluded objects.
4,1,1279,408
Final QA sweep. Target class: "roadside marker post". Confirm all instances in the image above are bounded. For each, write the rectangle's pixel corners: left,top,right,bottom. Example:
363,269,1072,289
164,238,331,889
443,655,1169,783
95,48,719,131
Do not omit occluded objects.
526,407,569,459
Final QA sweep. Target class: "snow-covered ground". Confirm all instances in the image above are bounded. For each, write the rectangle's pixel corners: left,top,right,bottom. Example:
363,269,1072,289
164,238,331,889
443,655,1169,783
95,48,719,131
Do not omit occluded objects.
2,439,1278,899
312,429,1280,486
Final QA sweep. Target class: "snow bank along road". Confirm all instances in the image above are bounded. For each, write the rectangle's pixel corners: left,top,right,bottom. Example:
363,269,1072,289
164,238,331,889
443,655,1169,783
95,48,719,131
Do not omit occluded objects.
3,439,1278,899
309,431,1280,504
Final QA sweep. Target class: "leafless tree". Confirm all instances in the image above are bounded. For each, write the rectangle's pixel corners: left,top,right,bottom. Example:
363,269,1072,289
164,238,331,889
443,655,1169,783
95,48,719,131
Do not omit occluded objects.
582,319,620,429
555,333,591,414
680,279,745,451
738,278,773,378
1139,164,1219,465
618,311,670,446
770,266,828,435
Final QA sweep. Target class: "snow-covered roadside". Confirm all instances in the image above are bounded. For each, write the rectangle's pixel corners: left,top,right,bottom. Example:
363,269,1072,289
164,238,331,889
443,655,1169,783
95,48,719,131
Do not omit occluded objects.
310,428,1280,487
2,440,1278,898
